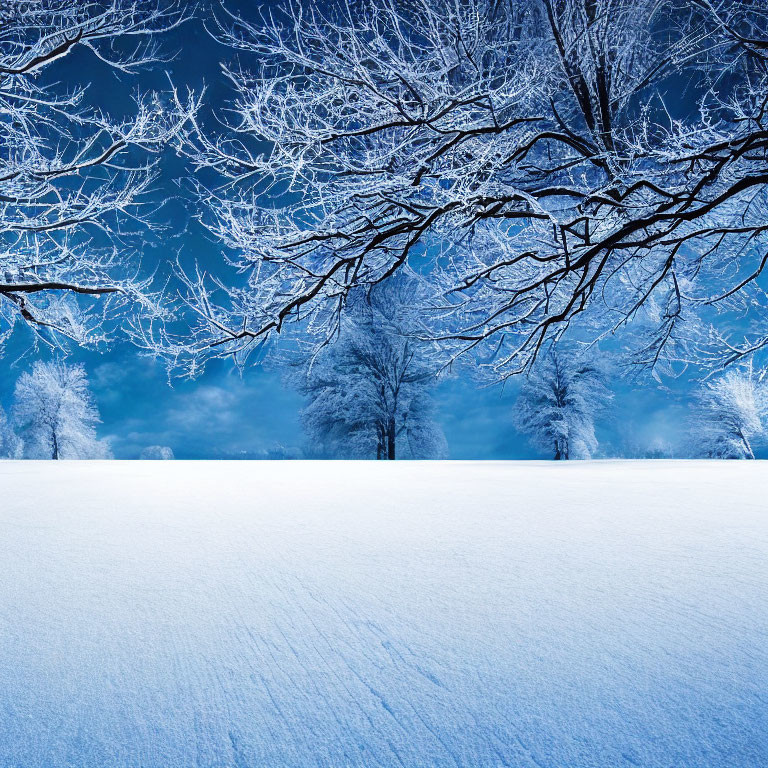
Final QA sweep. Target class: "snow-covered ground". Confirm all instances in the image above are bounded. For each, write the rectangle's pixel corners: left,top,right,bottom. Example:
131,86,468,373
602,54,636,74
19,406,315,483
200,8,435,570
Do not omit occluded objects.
0,461,766,768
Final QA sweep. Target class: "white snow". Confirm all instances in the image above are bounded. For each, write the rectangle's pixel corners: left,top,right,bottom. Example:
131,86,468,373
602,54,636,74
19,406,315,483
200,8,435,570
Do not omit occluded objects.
0,460,766,767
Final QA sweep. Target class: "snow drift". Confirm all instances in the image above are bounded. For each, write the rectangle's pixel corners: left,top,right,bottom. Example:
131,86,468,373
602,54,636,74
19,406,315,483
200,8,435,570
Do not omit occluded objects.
0,461,765,767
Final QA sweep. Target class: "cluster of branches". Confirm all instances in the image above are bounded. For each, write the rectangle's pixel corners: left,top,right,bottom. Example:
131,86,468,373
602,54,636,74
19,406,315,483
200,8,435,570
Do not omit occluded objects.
151,0,768,379
0,0,193,348
7,0,768,409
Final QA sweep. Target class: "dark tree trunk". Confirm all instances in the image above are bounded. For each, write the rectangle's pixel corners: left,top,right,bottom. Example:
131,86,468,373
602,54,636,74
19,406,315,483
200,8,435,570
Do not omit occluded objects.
52,430,59,460
554,441,561,461
387,416,396,460
376,422,386,460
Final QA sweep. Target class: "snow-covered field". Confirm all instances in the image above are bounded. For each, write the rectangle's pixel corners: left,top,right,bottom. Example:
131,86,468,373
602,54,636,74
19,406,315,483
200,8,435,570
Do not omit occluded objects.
0,461,766,768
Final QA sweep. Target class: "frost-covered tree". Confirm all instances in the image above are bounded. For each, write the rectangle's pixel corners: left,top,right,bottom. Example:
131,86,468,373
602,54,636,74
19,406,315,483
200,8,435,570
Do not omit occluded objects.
140,445,174,460
0,405,22,458
13,360,111,459
163,0,768,379
286,280,447,459
691,366,768,459
514,347,610,459
0,1,192,347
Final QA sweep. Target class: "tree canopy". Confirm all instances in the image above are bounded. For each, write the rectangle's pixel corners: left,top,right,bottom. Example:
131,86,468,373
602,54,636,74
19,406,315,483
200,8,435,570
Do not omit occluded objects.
152,0,768,381
0,1,192,347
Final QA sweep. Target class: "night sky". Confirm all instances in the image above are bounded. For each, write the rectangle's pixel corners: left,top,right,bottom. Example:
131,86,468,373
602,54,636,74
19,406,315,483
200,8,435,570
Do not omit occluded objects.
0,4,714,460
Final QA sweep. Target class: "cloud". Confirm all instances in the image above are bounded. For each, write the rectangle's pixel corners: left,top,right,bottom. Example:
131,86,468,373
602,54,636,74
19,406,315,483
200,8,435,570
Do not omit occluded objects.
90,353,303,458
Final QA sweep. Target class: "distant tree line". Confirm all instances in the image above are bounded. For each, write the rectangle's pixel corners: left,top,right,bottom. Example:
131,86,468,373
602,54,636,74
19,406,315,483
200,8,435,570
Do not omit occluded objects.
285,302,768,460
2,349,765,461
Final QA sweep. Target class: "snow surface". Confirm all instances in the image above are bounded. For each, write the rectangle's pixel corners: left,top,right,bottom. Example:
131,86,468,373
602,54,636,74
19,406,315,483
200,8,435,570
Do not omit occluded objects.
0,460,766,767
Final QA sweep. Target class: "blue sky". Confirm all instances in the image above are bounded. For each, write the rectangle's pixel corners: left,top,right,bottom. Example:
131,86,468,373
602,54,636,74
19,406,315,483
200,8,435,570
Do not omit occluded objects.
0,4,712,459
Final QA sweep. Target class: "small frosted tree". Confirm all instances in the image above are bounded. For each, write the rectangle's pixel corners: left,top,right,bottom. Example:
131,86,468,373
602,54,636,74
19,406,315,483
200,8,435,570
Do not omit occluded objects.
13,361,111,459
140,445,174,460
286,281,447,460
514,347,610,460
692,367,768,459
